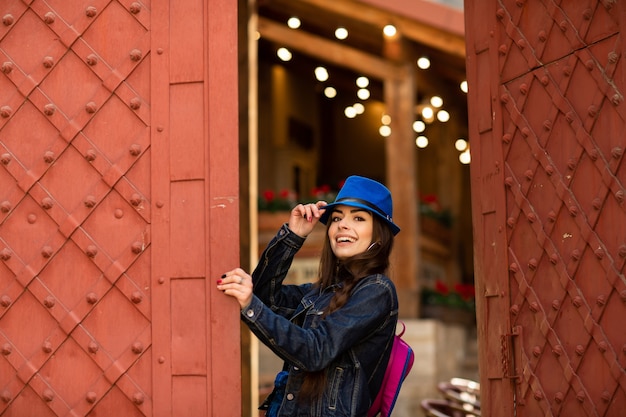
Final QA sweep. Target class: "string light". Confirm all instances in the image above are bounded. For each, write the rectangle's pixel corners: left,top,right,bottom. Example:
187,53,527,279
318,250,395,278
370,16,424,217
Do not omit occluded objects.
415,136,429,148
357,88,370,100
335,27,348,40
324,86,337,98
314,66,329,82
383,25,397,37
436,110,450,122
277,47,292,61
417,57,430,69
287,17,301,29
356,76,369,88
460,80,468,93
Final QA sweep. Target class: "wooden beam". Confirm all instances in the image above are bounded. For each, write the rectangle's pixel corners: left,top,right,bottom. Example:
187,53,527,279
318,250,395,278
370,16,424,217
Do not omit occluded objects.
258,17,405,80
296,0,466,58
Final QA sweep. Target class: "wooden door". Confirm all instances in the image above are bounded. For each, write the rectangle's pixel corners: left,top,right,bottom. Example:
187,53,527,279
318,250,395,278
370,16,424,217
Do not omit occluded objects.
0,1,240,416
466,1,626,416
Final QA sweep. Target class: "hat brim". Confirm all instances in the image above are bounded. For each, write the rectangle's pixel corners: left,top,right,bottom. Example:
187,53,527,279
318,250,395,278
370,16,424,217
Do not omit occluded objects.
319,201,401,235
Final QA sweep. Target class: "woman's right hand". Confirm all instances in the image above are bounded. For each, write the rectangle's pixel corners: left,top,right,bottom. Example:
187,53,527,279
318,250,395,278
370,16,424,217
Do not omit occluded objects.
288,201,327,237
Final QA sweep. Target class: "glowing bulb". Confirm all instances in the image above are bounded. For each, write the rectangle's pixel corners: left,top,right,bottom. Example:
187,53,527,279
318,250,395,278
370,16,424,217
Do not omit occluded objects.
437,110,450,122
357,88,370,100
416,136,429,148
353,103,365,114
383,25,397,37
335,27,348,40
421,106,434,120
381,114,391,125
460,80,468,93
430,96,443,108
459,149,471,164
277,47,292,61
314,66,329,82
455,139,468,151
324,86,337,98
287,17,301,29
413,120,425,133
344,106,357,118
417,57,430,69
379,125,392,137
356,76,369,88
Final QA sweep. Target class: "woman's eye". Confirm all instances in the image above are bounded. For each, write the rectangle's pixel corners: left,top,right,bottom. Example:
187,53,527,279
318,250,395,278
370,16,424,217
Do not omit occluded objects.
331,216,342,222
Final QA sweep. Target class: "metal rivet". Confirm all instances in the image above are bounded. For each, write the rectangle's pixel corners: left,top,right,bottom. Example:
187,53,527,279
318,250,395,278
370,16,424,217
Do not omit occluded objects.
506,217,515,228
567,158,577,170
575,345,584,356
1,248,12,261
617,190,625,203
509,263,519,272
529,302,539,313
130,49,142,61
498,44,507,55
559,21,568,31
27,213,37,223
519,83,528,94
43,151,55,163
157,48,164,55
547,211,556,222
588,105,597,117
572,296,583,307
589,149,599,161
42,246,53,258
130,194,142,206
608,52,618,64
86,392,97,403
543,120,552,131
130,2,142,13
84,195,97,208
528,258,538,269
86,292,98,304
42,341,53,353
551,299,560,310
517,39,526,49
158,277,165,284
85,102,97,114
88,341,98,353
601,391,611,402
534,390,543,400
532,346,541,357
158,356,165,363
504,177,514,187
85,7,97,17
0,295,11,307
133,392,144,404
86,245,98,258
1,390,11,403
576,391,585,402
131,242,143,254
550,253,558,264
527,213,536,223
86,54,98,66
85,149,97,161
502,133,512,144
592,198,602,210
595,248,604,259
132,342,144,354
585,60,595,71
500,93,509,103
41,197,54,210
156,200,164,208
0,154,10,165
2,14,14,26
552,345,562,356
596,295,606,306
496,8,505,19
521,128,530,138
598,341,608,352
2,343,12,355
44,296,55,308
1,62,13,74
540,75,549,85
582,8,592,20
612,147,623,159
129,144,142,156
114,209,124,219
563,66,572,76
510,304,519,315
555,392,564,403
156,126,164,132
538,30,547,42
620,290,626,301
571,249,580,261
612,94,621,106
131,291,143,303
43,104,55,116
0,201,11,213
42,389,54,402
568,205,578,216
618,245,626,258
44,12,55,24
0,106,12,118
43,56,54,69
130,97,141,110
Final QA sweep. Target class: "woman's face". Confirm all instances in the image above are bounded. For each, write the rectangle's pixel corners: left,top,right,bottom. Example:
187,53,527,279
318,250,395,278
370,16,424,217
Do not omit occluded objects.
327,204,374,260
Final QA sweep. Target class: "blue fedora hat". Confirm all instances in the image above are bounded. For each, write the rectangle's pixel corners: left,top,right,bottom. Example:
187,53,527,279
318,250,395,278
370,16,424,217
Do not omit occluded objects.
319,175,400,235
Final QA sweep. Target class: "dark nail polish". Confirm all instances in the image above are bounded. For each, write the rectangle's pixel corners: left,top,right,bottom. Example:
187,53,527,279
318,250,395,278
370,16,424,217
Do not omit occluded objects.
221,274,227,278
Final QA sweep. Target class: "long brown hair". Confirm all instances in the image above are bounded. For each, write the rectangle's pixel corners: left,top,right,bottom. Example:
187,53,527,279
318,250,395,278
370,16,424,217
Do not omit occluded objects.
298,214,395,402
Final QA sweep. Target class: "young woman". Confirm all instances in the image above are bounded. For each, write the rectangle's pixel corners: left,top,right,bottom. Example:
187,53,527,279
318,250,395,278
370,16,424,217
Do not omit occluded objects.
218,175,400,417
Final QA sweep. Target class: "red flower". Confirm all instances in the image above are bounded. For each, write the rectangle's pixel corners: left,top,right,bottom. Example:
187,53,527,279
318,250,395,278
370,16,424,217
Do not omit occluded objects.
434,280,449,295
262,189,275,202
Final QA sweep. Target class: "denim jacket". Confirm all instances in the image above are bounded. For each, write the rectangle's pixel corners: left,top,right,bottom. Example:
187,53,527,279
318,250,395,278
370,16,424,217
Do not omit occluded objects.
241,224,399,417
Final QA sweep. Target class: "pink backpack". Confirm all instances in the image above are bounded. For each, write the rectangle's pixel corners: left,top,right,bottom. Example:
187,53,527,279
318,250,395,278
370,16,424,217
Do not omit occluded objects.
368,322,414,417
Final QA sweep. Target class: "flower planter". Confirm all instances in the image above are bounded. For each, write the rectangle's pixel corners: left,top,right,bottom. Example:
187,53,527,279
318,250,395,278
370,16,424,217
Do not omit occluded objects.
257,211,325,259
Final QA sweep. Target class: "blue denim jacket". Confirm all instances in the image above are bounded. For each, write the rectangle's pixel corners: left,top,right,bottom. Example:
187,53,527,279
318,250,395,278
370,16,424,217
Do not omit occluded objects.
241,224,399,417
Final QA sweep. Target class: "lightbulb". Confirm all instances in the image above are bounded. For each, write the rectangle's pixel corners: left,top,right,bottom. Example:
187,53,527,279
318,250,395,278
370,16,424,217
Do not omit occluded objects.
356,76,369,88
383,25,397,37
430,96,443,108
381,114,391,125
335,27,348,40
413,120,425,133
287,17,301,29
417,57,430,69
421,106,434,120
437,110,450,122
314,66,329,82
277,47,292,61
357,88,370,100
459,149,471,164
344,106,357,118
353,103,365,114
415,136,429,148
455,139,468,151
324,86,337,98
460,80,468,93
379,125,392,137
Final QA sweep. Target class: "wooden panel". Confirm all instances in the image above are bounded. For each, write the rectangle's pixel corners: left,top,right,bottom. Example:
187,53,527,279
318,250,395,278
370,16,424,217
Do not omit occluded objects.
171,278,207,374
170,83,205,181
170,0,204,83
170,181,206,278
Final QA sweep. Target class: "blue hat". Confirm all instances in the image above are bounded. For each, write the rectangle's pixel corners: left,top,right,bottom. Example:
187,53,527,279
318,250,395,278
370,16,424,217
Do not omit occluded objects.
319,175,400,235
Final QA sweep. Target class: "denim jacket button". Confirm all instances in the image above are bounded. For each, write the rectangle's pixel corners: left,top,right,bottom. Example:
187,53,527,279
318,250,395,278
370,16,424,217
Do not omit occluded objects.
286,393,294,401
246,309,254,318
293,366,299,371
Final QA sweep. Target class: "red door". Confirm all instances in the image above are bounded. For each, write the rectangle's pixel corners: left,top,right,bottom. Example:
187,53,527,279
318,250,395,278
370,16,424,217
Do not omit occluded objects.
0,1,240,416
466,1,626,416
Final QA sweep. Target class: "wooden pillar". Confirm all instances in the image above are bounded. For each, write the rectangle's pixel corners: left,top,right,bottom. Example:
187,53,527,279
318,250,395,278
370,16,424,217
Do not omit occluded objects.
384,65,420,318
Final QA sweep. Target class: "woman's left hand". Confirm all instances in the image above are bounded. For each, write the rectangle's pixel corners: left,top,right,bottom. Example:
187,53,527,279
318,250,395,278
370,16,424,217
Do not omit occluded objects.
217,268,253,309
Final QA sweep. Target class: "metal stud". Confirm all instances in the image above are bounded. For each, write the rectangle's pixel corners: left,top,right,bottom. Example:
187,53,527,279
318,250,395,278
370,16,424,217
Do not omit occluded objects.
572,296,583,307
575,345,584,356
554,392,564,403
41,198,53,209
0,248,11,261
1,62,13,74
86,54,98,66
43,104,56,116
129,144,142,156
132,342,144,354
85,102,97,114
84,196,97,208
86,392,97,403
552,345,562,356
42,341,53,353
131,291,143,303
130,3,142,14
85,149,97,161
0,295,11,307
88,341,99,353
86,245,98,258
130,194,142,206
528,258,538,269
42,246,53,258
43,296,55,308
44,12,55,24
133,392,144,405
43,56,54,68
130,97,141,110
86,292,98,304
43,389,54,402
131,242,143,254
1,343,12,355
85,7,97,17
571,249,580,261
0,201,11,213
2,14,14,26
0,154,10,165
1,390,10,403
0,106,12,118
43,151,55,163
532,346,541,357
130,49,142,61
